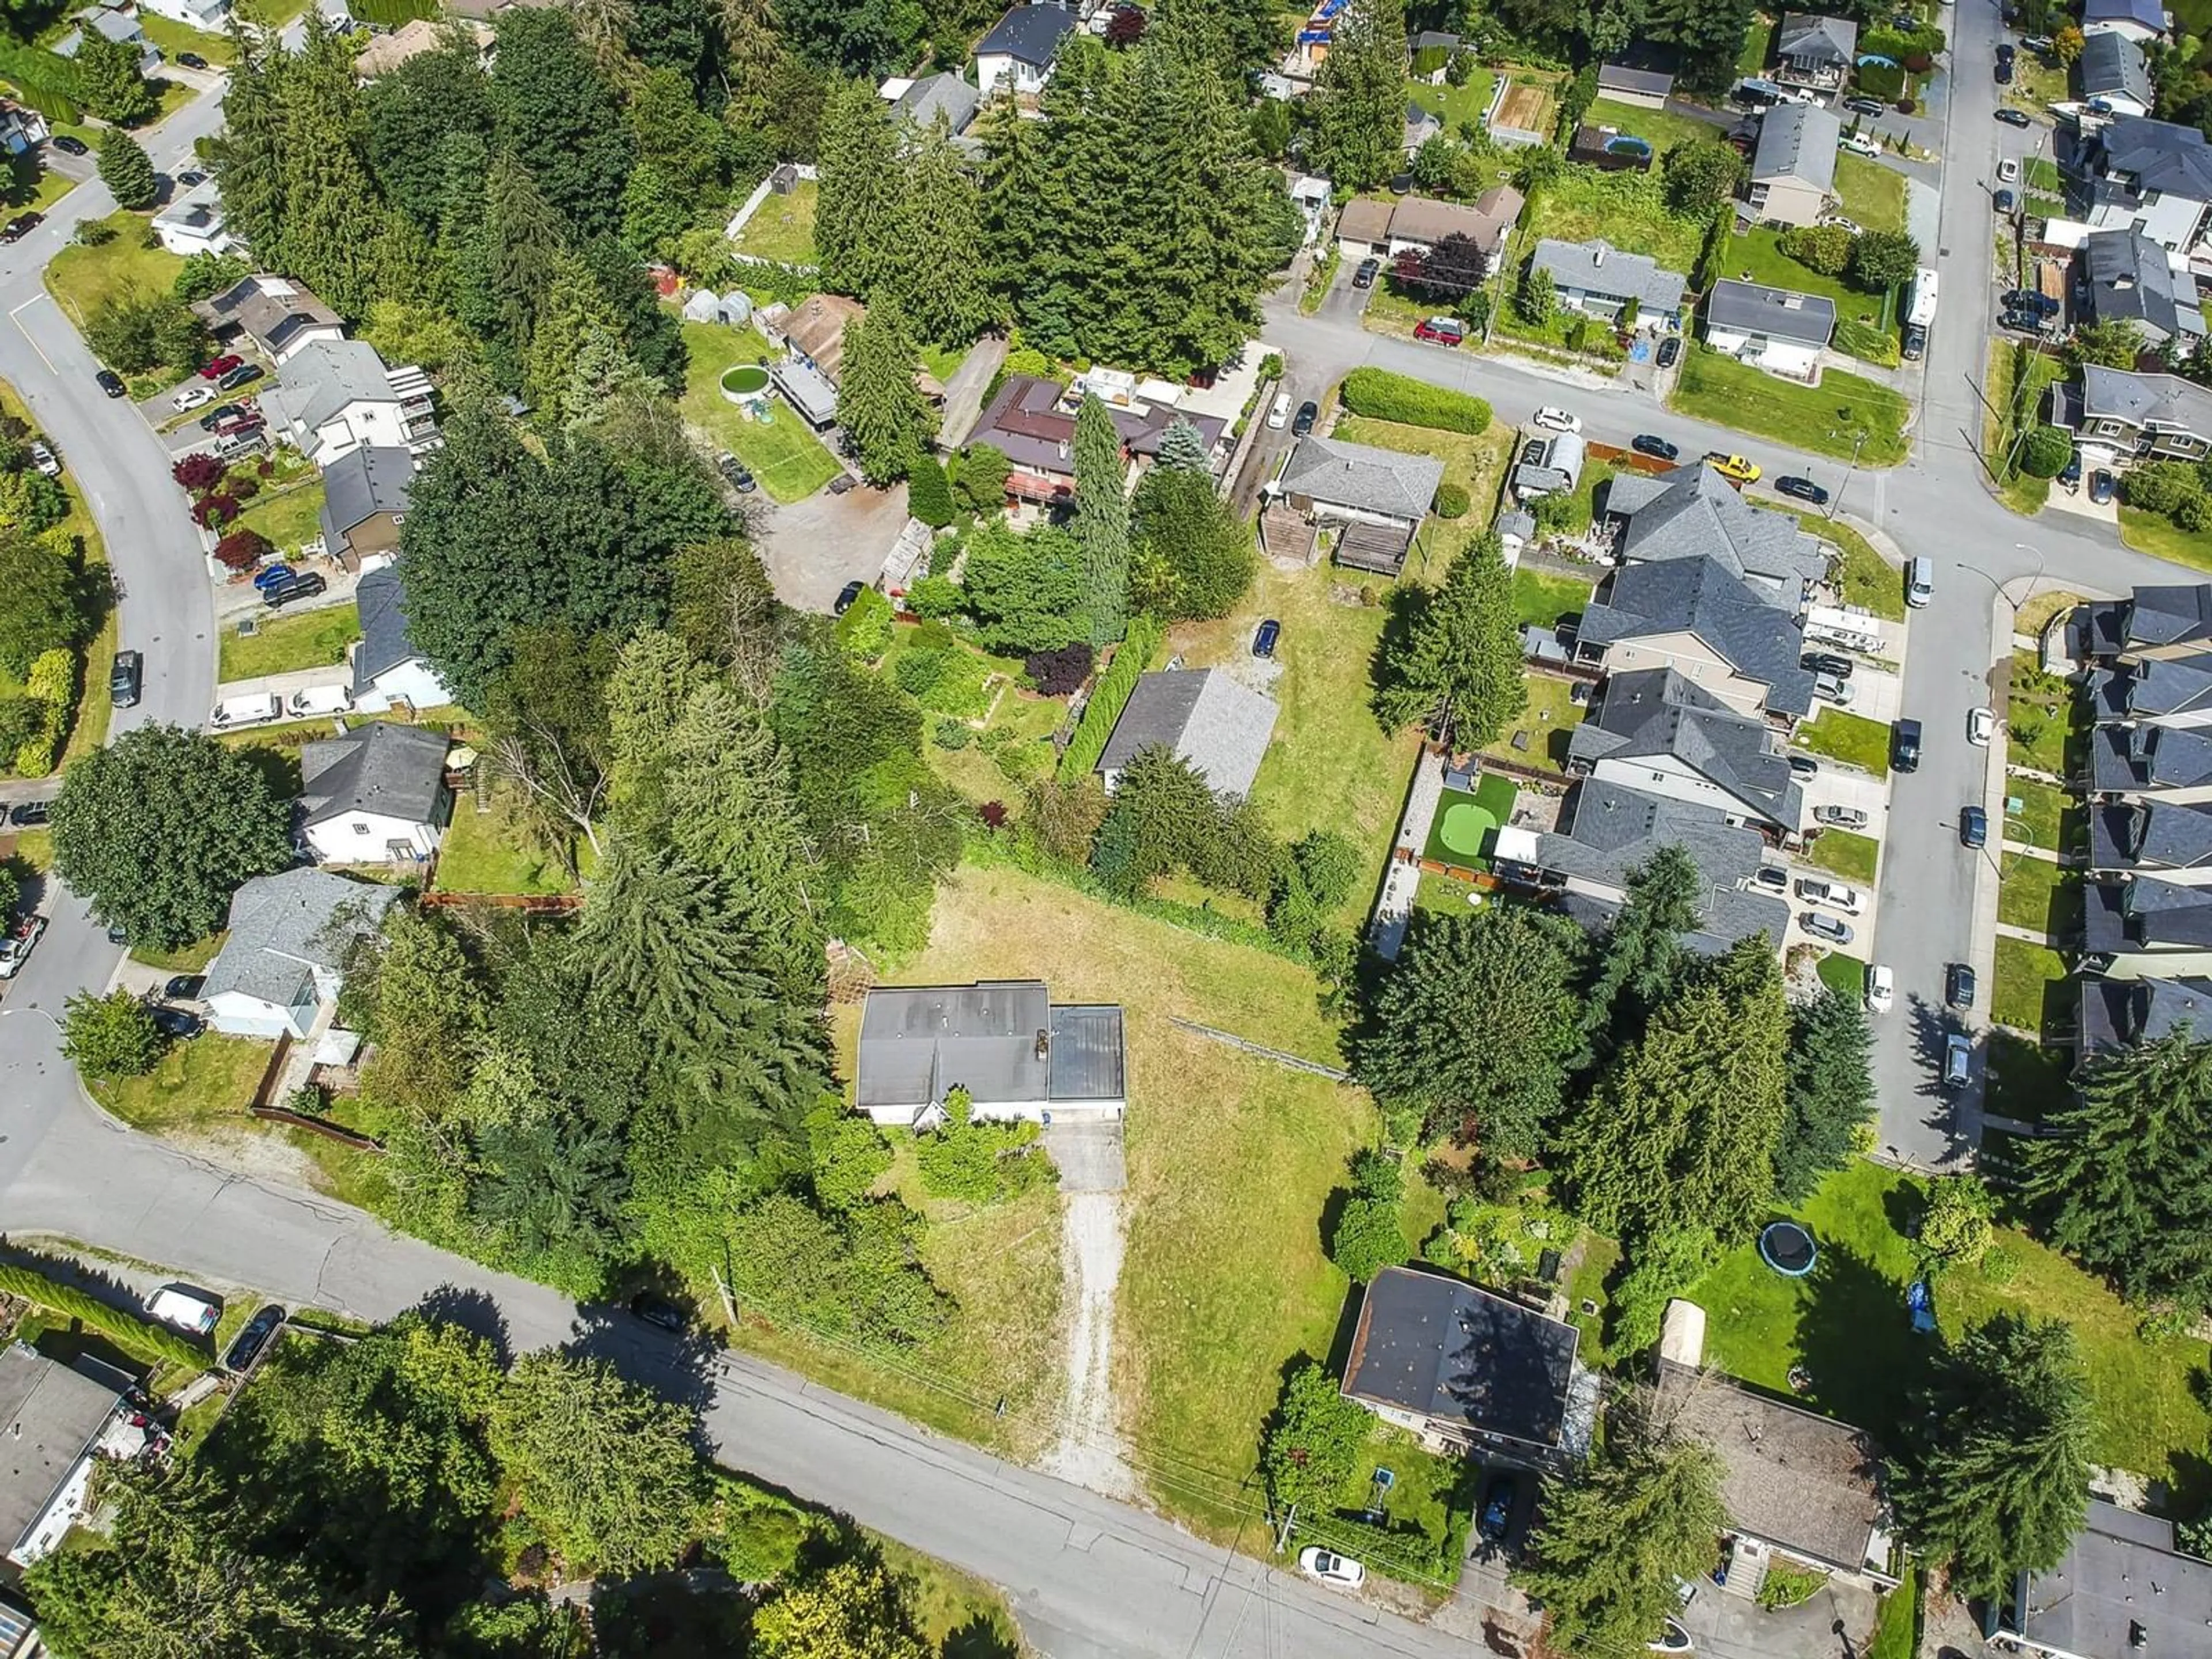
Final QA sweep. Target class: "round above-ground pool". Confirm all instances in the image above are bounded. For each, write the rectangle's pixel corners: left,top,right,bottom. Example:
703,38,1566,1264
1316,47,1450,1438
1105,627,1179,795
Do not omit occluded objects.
1436,800,1497,861
1604,135,1653,160
1759,1221,1818,1278
719,365,773,407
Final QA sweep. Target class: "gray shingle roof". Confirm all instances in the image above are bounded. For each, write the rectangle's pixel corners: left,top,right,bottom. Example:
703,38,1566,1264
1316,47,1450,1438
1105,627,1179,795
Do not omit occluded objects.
1707,278,1837,347
2014,1502,2212,1659
1599,62,1675,97
1096,669,1279,798
1279,433,1445,522
1604,461,1828,592
2089,721,2212,792
975,1,1075,66
2084,0,2168,29
2085,874,2212,950
1752,100,1839,192
2091,800,2212,870
318,445,414,550
1390,186,1524,253
2081,27,2155,108
2099,115,2212,201
854,982,1126,1112
1569,667,1802,828
1778,12,1858,64
0,1344,119,1562
2079,972,2212,1056
2126,585,2212,648
203,869,397,1010
300,721,449,830
191,274,342,358
1342,1265,1579,1448
2081,367,2212,436
1530,237,1688,314
261,339,397,437
1577,558,1817,716
2081,228,2194,339
894,71,980,134
1535,776,1774,905
353,566,427,693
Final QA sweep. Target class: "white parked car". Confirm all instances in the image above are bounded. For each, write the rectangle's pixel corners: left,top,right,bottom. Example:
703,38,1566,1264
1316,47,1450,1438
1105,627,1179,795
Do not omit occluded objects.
1532,406,1582,434
1818,213,1862,235
1840,134,1881,158
1813,803,1870,830
1997,157,2021,184
1968,706,1996,747
173,385,215,411
1298,1547,1366,1589
1865,963,1895,1014
149,1285,221,1335
1267,392,1290,430
1797,876,1865,915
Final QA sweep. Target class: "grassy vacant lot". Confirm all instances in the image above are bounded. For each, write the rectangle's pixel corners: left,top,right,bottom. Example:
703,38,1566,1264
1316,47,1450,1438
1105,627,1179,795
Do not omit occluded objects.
1763,503,1903,620
1671,347,1910,467
2119,505,2212,574
1998,854,2081,939
1690,1160,2212,1511
732,178,817,265
1793,707,1891,777
217,605,358,683
1984,343,2067,517
45,213,188,329
237,480,327,557
1333,415,1516,524
1713,228,1896,366
1833,154,1907,234
1480,672,1583,774
1993,935,2069,1035
1527,168,1709,272
873,865,1374,1531
676,320,843,503
1512,565,1591,628
432,791,577,897
92,1035,268,1133
1584,97,1715,156
1806,828,1878,885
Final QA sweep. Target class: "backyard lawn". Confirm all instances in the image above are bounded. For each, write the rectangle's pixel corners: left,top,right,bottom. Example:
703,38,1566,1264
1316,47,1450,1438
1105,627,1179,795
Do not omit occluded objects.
1584,97,1717,156
45,213,188,329
1478,672,1583,774
1511,565,1591,628
1998,853,2081,939
732,179,818,265
1526,168,1710,272
2119,505,2212,575
676,320,843,502
1805,827,1878,885
1833,154,1907,234
431,791,578,897
217,605,360,683
1713,228,1897,366
1993,935,2069,1035
1671,347,1910,466
236,480,328,558
1332,415,1516,525
1406,71,1498,138
1792,707,1891,777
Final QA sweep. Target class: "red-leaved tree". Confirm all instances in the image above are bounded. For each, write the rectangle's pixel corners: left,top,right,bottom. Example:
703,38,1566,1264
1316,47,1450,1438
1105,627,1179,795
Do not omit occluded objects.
172,453,224,494
213,528,272,571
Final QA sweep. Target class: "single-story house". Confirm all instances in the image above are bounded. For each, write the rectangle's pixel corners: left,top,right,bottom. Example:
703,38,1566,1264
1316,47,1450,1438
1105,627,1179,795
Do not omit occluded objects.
1597,59,1675,107
0,1344,141,1569
191,274,346,365
2080,27,2156,119
2077,585,2212,662
1747,101,1839,229
974,0,1075,98
1529,237,1687,333
259,339,438,466
1577,556,1817,722
2003,1500,2212,1659
351,563,453,713
968,373,1226,505
1333,196,1397,260
2077,227,2204,347
1773,12,1857,91
886,69,981,135
317,445,413,570
0,101,48,157
2089,798,2212,883
1567,666,1803,839
2084,874,2212,978
1605,460,1828,601
300,721,450,865
2059,368,2212,470
2077,971,2212,1061
203,868,399,1040
354,16,489,78
54,6,160,74
1704,278,1836,378
1340,1265,1585,1463
135,0,232,27
149,179,243,259
1385,186,1525,266
1096,668,1278,797
2089,720,2212,802
2085,0,2169,41
1275,432,1446,576
853,980,1125,1126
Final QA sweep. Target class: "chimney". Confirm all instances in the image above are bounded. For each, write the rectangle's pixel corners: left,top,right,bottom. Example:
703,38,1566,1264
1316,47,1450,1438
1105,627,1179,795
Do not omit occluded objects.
2115,274,2137,290
1591,240,1608,267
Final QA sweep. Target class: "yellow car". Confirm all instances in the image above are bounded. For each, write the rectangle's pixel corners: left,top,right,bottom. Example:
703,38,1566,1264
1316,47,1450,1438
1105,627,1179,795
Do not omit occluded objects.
1705,452,1761,484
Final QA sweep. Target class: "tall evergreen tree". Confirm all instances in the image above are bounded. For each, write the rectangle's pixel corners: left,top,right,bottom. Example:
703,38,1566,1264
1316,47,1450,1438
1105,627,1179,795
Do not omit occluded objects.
489,7,634,238
74,32,157,124
1890,1315,2095,1600
1072,393,1130,646
1309,0,1406,188
814,76,904,298
896,113,993,344
483,150,569,362
277,12,389,317
1156,416,1211,471
1577,844,1702,1062
207,21,290,264
1775,987,1876,1200
361,31,497,230
834,296,934,484
96,130,157,210
1128,464,1255,619
714,0,787,126
525,251,625,414
1372,530,1524,742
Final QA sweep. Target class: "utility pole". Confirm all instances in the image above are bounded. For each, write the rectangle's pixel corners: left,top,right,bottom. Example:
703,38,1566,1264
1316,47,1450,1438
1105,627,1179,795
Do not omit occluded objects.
1273,1503,1297,1555
1827,426,1868,521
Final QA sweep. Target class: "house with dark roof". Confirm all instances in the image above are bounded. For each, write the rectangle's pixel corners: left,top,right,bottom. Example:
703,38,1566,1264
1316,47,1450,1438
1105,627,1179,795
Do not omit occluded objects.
2078,588,2212,664
1096,668,1278,797
974,1,1075,98
2003,1500,2212,1659
204,869,399,1040
2077,228,2202,348
0,1343,135,1570
2089,721,2212,803
888,70,980,135
1529,237,1688,333
299,721,450,865
1774,13,1857,90
1576,558,1818,722
2057,367,2212,471
1276,432,1445,575
2088,799,2212,883
854,980,1125,1126
2080,27,2156,118
1567,668,1803,839
1339,1266,1584,1461
190,274,344,365
1403,99,1442,156
1598,59,1675,107
1748,101,1839,228
317,445,413,570
2077,972,2212,1061
969,374,1226,506
1705,278,1836,378
2083,117,2212,254
351,565,453,713
2085,876,2212,977
2085,0,2169,43
1604,460,1828,601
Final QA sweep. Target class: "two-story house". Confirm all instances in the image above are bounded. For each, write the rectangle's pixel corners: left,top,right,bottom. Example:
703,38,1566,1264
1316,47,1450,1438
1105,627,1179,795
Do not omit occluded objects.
2082,116,2212,255
1566,667,1804,842
259,339,438,467
2056,366,2212,472
2075,227,2203,349
1747,101,1840,229
1575,556,1817,724
974,1,1075,98
1603,459,1829,605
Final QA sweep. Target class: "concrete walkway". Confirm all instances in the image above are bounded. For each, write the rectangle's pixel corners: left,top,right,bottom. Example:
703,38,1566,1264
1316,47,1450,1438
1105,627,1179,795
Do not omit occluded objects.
1372,749,1446,961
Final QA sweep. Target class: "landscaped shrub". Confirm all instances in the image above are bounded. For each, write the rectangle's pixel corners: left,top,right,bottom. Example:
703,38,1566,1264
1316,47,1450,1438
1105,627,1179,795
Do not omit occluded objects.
0,1260,209,1368
1780,222,1854,277
226,471,261,502
2018,425,2072,479
907,454,955,528
2123,460,2202,517
904,574,961,619
831,586,895,661
172,453,225,493
913,1086,1056,1204
933,717,972,749
190,493,240,530
213,528,272,571
1338,368,1491,434
1758,1562,1830,1611
1025,642,1094,696
1056,615,1161,781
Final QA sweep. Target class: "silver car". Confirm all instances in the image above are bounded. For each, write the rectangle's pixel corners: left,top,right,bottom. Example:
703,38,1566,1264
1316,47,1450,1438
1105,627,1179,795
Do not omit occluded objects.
1801,911,1854,945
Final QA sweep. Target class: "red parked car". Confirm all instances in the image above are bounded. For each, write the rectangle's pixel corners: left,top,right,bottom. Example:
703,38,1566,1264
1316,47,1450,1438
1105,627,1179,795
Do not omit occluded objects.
1412,317,1465,346
199,353,243,380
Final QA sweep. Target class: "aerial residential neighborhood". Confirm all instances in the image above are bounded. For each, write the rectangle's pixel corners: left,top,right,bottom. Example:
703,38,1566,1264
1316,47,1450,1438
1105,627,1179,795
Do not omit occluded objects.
2,0,2212,1655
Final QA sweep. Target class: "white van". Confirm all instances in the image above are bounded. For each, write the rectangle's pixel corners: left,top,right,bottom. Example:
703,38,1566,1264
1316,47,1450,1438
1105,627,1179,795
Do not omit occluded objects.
1267,392,1291,430
1906,556,1934,608
149,1286,220,1335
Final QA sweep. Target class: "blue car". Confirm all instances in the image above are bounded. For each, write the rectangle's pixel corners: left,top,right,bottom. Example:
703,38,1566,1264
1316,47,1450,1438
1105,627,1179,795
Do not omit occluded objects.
1478,1474,1518,1542
1960,805,1988,849
252,563,294,590
1252,619,1281,658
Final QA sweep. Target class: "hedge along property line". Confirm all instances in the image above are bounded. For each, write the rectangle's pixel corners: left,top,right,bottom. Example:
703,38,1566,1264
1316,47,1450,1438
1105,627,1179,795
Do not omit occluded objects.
347,0,438,22
0,1260,210,1369
1056,615,1164,782
1337,368,1493,435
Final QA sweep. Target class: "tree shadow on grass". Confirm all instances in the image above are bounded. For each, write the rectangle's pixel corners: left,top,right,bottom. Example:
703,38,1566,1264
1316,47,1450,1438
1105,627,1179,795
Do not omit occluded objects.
941,1613,1021,1659
1787,1241,1932,1446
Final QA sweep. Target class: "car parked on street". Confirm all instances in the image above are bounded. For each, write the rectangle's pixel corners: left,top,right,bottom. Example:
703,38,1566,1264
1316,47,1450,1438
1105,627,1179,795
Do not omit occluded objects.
1413,317,1465,346
95,369,125,398
1844,96,1887,116
224,1305,285,1373
1292,399,1318,435
1297,1548,1365,1590
1960,804,1988,848
628,1292,690,1333
1968,707,1996,746
0,212,40,244
1532,406,1581,433
28,440,58,477
1865,963,1895,1014
1631,433,1679,461
1994,187,2017,213
1997,156,2022,186
1801,912,1855,945
1893,716,1922,772
1776,475,1829,505
109,649,142,709
1995,107,2032,127
1947,962,1978,1009
1705,452,1760,484
1944,1031,1974,1089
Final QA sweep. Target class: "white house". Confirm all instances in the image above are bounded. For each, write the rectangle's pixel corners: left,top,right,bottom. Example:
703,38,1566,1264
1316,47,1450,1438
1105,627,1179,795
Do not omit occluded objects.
149,178,243,257
259,339,438,466
300,720,450,865
974,1,1075,97
1705,278,1836,379
136,0,232,28
351,563,454,712
0,1343,146,1570
0,101,48,157
2084,117,2212,256
853,981,1126,1127
202,868,397,1040
1529,236,1688,332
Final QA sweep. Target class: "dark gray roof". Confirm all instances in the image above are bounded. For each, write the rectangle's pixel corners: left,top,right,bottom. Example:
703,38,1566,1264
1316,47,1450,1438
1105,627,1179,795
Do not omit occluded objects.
972,374,1229,482
855,982,1126,1112
1604,461,1828,592
2078,973,2212,1056
2086,876,2212,951
2099,116,2212,202
353,566,427,693
0,1344,118,1560
2089,653,2212,719
1777,11,1858,64
2089,722,2212,792
1342,1266,1578,1449
975,1,1075,66
190,274,341,357
2085,0,2168,29
2081,27,2155,108
2013,1501,2212,1659
893,71,980,134
317,445,414,548
1599,62,1675,97
260,339,397,436
1707,278,1836,348
1048,1005,1124,1100
1752,101,1839,192
2122,584,2212,649
1529,237,1688,314
300,722,449,830
1569,668,1802,828
203,869,398,1009
1578,558,1817,717
2089,800,2212,871
2081,228,2194,340
1096,669,1279,798
1532,779,1786,950
1279,433,1446,522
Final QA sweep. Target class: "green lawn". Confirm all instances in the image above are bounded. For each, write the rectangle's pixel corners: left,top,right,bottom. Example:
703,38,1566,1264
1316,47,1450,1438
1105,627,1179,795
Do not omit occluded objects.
135,9,235,64
2119,505,2212,574
1993,935,2069,1035
1526,168,1710,273
732,179,818,266
217,606,360,683
1815,948,1865,998
431,791,578,897
1332,415,1516,525
921,665,1066,806
92,1035,270,1134
1793,707,1891,777
1833,154,1907,234
675,319,844,503
2006,654,2079,777
1584,97,1719,156
1764,503,1904,620
44,213,189,332
1998,853,2081,939
1407,72,1498,138
1671,347,1910,466
2,149,76,214
2002,777,2074,854
1738,9,1774,77
236,480,327,558
1511,565,1591,628
131,931,225,975
1479,672,1584,774
1414,868,1483,916
1713,228,1897,366
1806,827,1878,885
1985,343,2066,517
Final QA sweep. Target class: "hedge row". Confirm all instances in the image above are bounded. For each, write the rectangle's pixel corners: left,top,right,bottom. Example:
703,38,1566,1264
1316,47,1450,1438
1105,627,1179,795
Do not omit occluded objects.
0,45,82,124
1338,368,1491,435
0,1260,210,1369
349,0,440,24
1056,615,1162,782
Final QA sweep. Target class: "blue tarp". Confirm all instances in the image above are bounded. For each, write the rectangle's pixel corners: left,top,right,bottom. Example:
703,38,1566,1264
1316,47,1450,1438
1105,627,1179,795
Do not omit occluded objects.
1907,1277,1937,1334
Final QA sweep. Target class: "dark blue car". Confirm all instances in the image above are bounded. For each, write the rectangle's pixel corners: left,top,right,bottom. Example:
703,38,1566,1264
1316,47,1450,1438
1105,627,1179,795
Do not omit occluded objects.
1252,619,1281,658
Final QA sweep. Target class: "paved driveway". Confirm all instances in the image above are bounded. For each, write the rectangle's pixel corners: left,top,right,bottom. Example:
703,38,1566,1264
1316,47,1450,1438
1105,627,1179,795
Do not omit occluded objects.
753,479,911,612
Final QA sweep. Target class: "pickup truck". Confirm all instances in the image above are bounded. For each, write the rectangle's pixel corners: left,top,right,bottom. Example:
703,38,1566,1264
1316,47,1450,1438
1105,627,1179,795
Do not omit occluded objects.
0,912,47,979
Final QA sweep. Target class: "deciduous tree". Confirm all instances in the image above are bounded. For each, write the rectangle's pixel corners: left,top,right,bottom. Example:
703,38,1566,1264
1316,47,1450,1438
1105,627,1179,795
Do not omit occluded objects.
60,988,161,1078
1309,0,1406,188
1260,1357,1372,1514
1847,228,1920,293
1325,1146,1406,1281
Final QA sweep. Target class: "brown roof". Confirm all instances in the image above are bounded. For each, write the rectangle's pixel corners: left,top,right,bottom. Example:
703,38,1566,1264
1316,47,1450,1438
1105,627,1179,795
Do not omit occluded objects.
1389,186,1524,252
1338,197,1395,244
355,18,491,77
780,293,866,383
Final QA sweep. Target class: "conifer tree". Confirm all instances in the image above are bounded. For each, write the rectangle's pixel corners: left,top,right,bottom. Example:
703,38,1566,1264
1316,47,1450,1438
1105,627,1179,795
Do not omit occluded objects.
1071,393,1130,645
488,7,633,238
714,0,786,127
1372,530,1524,743
526,251,624,413
815,77,903,300
1309,0,1406,189
207,22,290,264
96,130,157,211
277,12,388,317
75,32,157,125
896,114,993,345
1156,416,1210,472
484,149,569,361
835,296,934,484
